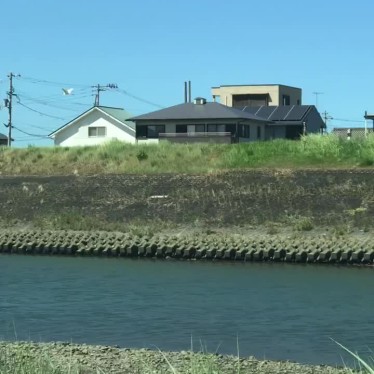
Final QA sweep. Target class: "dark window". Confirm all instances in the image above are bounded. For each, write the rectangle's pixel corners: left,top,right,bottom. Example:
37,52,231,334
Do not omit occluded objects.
225,124,236,136
136,126,147,138
257,126,261,139
297,99,300,105
176,125,187,133
239,125,250,138
232,94,268,109
285,125,303,140
147,125,165,138
282,95,290,105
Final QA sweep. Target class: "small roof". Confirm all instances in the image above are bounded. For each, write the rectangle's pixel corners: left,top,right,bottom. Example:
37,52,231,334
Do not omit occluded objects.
0,133,7,140
212,83,301,90
128,101,270,122
49,106,135,137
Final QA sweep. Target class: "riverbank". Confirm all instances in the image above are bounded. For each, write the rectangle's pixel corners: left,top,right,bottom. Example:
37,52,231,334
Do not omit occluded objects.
0,169,373,234
0,341,352,374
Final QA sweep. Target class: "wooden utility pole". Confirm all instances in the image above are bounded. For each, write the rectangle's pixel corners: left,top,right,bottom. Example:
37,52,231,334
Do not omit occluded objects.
92,83,118,106
321,110,333,133
6,73,16,147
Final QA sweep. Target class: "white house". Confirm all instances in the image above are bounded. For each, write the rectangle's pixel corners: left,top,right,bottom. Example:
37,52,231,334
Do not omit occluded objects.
49,106,136,146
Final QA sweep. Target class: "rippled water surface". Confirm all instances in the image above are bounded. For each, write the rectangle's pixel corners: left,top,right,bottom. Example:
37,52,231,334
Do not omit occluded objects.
0,254,373,365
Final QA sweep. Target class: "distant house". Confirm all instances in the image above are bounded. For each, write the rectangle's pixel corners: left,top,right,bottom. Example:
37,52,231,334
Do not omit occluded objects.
49,106,136,146
128,97,271,143
211,84,302,108
244,105,325,140
129,98,324,143
0,133,8,146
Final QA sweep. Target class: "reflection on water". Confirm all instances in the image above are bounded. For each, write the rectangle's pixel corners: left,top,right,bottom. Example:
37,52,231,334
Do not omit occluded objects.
0,254,373,365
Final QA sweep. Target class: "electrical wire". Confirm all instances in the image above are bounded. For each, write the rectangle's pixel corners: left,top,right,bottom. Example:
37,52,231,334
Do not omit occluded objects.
13,126,50,138
116,89,164,108
16,75,165,109
331,118,365,123
17,102,67,120
17,76,90,89
16,93,89,112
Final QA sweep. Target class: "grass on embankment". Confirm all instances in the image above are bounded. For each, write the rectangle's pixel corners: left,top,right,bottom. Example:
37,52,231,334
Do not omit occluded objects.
0,134,374,175
0,341,358,374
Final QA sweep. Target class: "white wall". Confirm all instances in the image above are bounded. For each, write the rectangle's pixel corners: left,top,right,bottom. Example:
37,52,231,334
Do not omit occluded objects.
53,109,136,146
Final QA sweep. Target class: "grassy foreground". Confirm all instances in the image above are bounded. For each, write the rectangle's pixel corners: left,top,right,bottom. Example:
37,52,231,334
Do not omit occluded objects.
0,341,360,374
0,134,374,175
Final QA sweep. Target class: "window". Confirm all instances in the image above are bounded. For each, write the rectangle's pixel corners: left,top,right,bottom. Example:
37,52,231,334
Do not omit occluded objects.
232,94,268,109
147,125,165,138
88,127,106,137
136,126,147,138
207,124,225,133
239,124,250,138
176,125,187,133
195,124,205,133
282,95,290,105
186,124,205,133
257,126,261,139
225,124,236,136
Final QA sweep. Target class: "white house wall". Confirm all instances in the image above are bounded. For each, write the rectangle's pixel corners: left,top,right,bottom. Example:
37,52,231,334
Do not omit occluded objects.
54,110,135,146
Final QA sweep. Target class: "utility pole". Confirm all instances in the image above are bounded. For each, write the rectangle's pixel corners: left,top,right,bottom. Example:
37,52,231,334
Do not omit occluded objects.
321,110,333,134
4,73,19,147
92,83,118,106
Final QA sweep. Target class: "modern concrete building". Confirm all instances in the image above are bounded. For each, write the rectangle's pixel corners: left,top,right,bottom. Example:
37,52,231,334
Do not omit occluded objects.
211,84,302,108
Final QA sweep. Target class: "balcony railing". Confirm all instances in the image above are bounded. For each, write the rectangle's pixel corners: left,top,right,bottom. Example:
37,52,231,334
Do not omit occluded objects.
159,132,233,143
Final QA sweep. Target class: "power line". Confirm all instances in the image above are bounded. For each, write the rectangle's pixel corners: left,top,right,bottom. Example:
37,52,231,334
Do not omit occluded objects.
332,118,365,123
18,76,90,89
117,88,164,108
17,93,89,112
12,126,50,138
17,102,67,120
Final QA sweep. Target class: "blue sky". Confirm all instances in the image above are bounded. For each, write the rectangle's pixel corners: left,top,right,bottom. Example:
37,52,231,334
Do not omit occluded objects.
1,0,373,146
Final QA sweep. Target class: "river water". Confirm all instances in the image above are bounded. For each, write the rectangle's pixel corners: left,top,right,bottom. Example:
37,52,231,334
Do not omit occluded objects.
0,254,373,365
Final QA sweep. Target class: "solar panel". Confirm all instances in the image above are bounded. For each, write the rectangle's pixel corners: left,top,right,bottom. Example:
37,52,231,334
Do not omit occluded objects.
285,106,310,121
269,106,291,121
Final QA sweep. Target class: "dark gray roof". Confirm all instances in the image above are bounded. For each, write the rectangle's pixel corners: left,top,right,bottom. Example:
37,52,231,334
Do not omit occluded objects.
243,105,313,122
128,102,270,122
0,133,7,140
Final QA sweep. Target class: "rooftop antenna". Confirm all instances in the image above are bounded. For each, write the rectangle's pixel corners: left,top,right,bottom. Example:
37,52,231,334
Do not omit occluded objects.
312,92,323,111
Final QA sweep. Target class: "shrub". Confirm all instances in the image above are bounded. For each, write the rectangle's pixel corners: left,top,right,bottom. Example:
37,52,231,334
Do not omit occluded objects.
136,150,148,161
